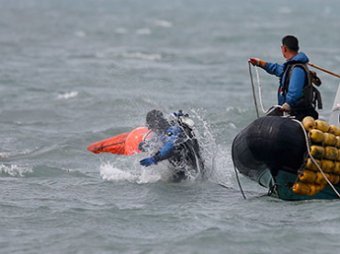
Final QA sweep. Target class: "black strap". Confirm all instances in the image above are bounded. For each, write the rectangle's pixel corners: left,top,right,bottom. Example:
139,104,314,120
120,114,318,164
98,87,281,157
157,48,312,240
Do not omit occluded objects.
282,63,310,96
313,87,323,109
283,63,322,110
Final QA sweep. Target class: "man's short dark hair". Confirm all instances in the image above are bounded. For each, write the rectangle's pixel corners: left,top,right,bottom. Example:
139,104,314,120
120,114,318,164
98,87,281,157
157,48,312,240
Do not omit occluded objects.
282,35,299,51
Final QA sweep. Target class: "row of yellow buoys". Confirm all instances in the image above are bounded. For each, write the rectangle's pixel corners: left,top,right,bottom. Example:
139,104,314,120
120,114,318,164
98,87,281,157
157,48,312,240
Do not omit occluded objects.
292,116,340,196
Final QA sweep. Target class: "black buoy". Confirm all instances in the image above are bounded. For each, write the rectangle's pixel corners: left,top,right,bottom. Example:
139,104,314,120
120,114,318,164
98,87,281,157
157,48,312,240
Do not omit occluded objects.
232,116,307,182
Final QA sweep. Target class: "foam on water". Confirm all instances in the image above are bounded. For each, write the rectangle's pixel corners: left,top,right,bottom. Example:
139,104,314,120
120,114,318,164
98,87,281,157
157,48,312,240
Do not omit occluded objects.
99,161,163,184
0,164,33,177
57,91,79,100
100,162,138,182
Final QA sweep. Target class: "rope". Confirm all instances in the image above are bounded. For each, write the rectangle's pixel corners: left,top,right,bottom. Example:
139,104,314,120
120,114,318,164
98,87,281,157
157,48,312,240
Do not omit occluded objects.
249,63,272,115
254,66,268,113
248,62,260,118
217,182,231,190
233,165,247,199
293,119,340,198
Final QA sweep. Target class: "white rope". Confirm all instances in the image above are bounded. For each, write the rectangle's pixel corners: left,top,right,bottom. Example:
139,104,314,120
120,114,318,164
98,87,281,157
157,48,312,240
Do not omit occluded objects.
254,66,268,113
293,119,340,198
248,63,259,118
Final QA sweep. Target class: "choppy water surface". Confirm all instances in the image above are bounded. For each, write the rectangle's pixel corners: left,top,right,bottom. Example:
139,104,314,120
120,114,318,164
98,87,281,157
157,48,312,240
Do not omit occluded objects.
1,0,340,253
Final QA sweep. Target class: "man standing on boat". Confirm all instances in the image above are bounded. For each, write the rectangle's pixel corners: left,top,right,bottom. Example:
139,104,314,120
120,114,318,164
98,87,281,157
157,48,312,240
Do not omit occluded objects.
249,35,321,121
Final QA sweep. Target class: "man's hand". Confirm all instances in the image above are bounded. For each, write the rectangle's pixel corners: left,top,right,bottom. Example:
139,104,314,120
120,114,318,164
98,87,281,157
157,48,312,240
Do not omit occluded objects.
248,58,266,67
281,103,291,112
140,157,157,167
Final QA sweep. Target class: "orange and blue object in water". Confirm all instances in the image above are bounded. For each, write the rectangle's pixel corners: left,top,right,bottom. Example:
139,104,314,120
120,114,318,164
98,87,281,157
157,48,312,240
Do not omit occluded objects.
87,127,150,156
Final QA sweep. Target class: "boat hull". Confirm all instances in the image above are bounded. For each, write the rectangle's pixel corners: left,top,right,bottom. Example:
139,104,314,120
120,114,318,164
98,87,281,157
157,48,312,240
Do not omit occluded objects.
232,116,340,200
273,170,340,200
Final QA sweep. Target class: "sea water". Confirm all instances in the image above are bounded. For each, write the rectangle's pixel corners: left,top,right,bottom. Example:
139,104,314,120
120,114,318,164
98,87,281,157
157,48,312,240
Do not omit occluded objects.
1,0,340,253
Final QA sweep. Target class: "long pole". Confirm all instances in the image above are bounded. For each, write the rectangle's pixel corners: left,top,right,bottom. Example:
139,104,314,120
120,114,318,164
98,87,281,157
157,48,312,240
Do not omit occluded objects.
308,63,340,79
248,62,260,118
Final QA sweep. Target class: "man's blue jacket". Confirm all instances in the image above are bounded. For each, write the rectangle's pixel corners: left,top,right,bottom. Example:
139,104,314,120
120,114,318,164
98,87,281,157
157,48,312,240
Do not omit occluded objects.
263,52,309,106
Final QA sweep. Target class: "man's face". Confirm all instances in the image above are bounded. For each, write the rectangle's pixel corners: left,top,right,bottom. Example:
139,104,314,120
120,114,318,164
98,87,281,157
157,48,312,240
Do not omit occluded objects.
281,45,288,59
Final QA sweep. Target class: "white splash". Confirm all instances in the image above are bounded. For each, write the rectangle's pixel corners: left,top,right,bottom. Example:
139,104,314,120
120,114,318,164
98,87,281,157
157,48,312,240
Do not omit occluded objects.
136,167,163,184
187,109,218,178
100,162,137,182
99,162,162,184
57,91,79,100
0,164,33,177
187,109,236,186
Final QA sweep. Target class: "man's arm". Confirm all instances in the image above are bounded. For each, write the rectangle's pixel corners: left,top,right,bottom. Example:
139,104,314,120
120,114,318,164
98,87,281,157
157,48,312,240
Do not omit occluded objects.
249,58,284,78
263,62,284,77
140,126,182,167
154,126,183,161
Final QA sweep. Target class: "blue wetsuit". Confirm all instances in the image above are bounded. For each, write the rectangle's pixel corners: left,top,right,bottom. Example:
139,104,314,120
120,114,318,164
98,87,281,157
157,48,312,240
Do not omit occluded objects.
140,122,204,180
153,125,185,161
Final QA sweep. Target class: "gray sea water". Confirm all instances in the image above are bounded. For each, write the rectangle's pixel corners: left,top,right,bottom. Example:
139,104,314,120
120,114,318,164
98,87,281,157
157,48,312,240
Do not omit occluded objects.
1,0,340,253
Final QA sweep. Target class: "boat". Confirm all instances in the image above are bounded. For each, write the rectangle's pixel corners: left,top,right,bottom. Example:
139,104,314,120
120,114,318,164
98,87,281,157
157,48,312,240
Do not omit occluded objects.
232,65,340,200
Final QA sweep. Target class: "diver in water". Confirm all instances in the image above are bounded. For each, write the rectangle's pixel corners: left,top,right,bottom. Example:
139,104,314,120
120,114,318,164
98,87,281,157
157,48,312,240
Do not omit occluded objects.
139,109,204,181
